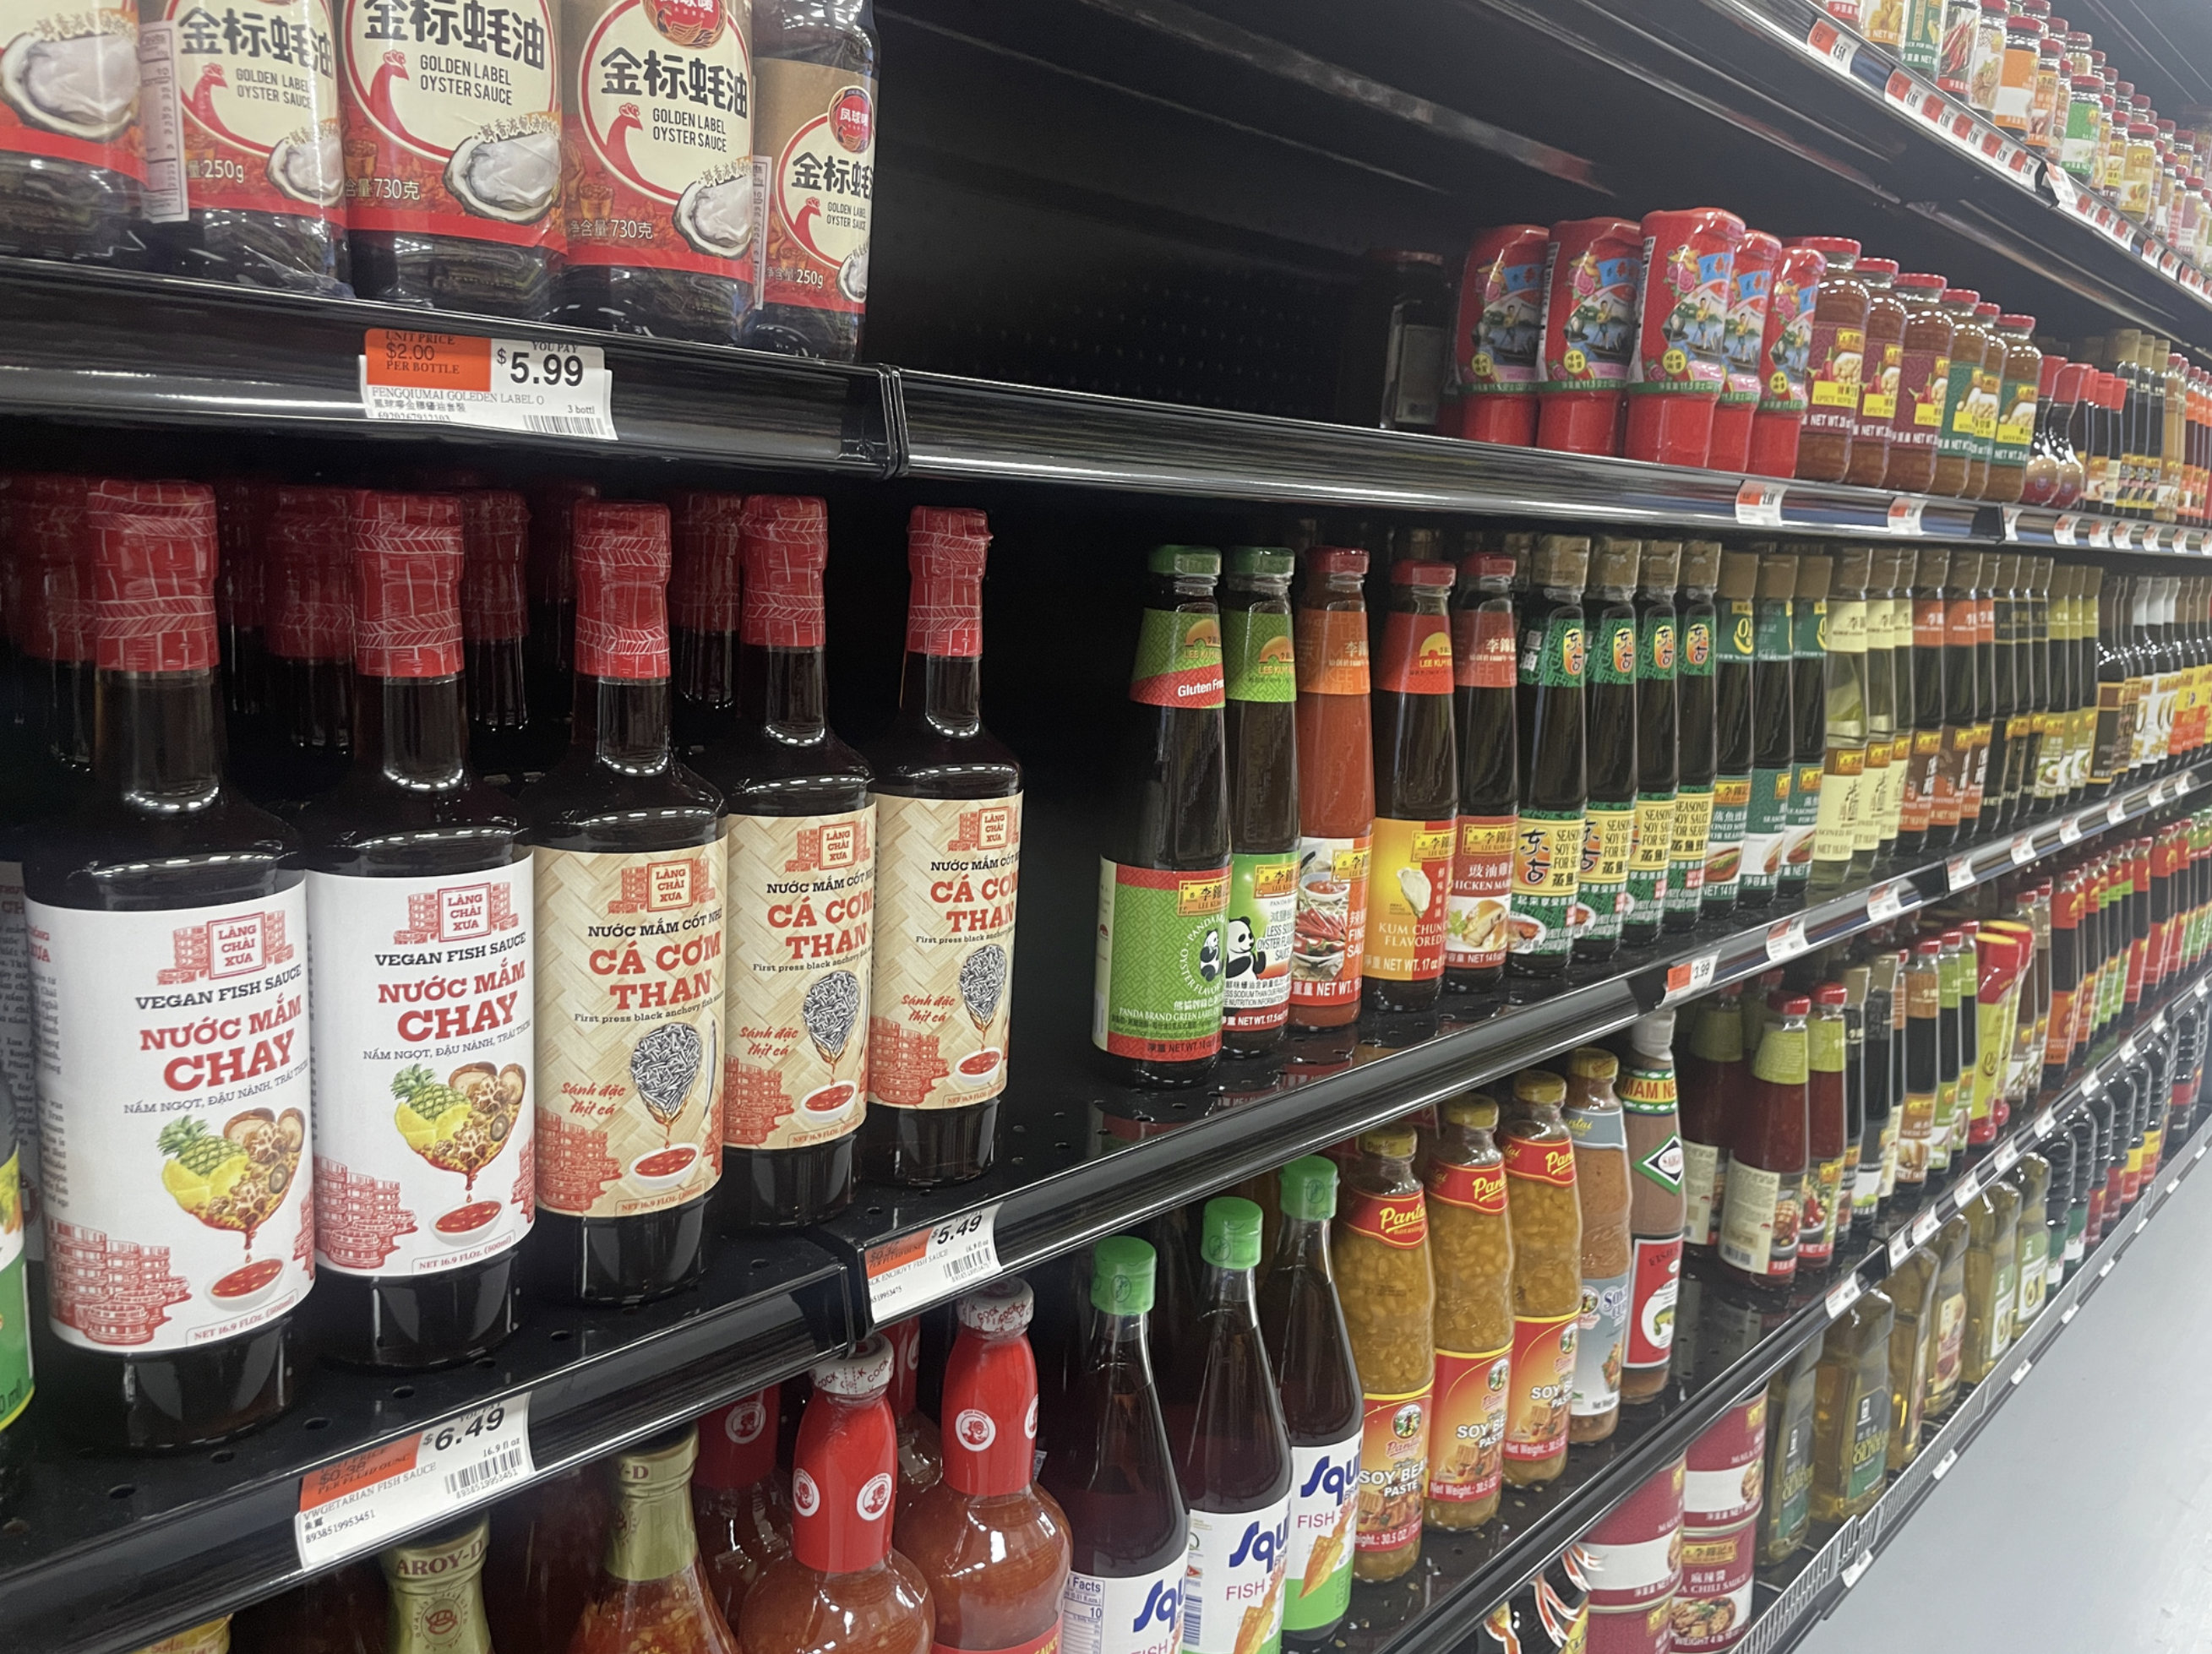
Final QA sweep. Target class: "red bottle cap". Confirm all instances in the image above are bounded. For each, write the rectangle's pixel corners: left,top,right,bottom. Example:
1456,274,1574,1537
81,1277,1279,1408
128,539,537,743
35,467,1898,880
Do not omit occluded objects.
2038,356,2064,396
695,1385,779,1491
526,478,597,607
1305,547,1369,580
1942,928,1965,946
1461,554,1517,581
1773,994,1811,1016
10,473,92,664
1814,982,1848,1007
1999,313,2035,331
1915,937,1942,956
351,491,465,679
740,495,829,650
1973,302,2002,320
213,477,268,630
1942,287,1981,307
1893,274,1947,296
794,1336,898,1573
944,1279,1040,1498
670,491,746,636
459,491,528,644
267,485,356,661
907,505,991,659
1389,559,1456,589
573,500,672,682
1855,256,1900,278
87,481,218,674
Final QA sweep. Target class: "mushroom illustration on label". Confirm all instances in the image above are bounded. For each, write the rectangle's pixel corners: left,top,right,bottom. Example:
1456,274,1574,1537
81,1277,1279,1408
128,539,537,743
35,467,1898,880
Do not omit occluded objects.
392,1060,526,1239
157,1108,305,1265
444,113,561,223
0,22,137,143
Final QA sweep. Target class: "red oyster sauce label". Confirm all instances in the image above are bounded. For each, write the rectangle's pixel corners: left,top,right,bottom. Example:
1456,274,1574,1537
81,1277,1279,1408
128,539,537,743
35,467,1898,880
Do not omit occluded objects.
1632,210,1743,392
87,482,220,672
934,1623,1064,1654
907,506,990,657
740,495,829,650
942,1326,1040,1497
669,492,746,635
268,486,356,659
1452,605,1517,690
792,1387,899,1572
0,6,144,181
1376,611,1452,694
574,501,672,679
460,492,529,642
1503,1134,1577,1188
1426,1158,1506,1214
1339,1188,1429,1249
352,493,465,678
695,1385,779,1489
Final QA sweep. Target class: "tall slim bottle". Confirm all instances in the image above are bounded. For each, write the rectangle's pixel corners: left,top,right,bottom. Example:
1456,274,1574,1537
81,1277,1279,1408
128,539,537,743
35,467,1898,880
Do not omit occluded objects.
864,509,1022,1184
1365,562,1457,1006
1625,542,1680,947
1220,549,1299,1056
299,492,531,1369
1898,548,1948,857
460,491,539,792
1446,554,1517,990
253,484,356,808
1512,536,1589,976
27,482,311,1449
668,492,749,759
1616,1012,1684,1402
2090,569,2133,801
1783,551,1831,900
1811,550,1871,895
1575,540,1638,961
384,1521,495,1654
1740,549,1797,909
1705,550,1760,917
571,1429,744,1654
1419,1107,1514,1520
1861,550,1903,871
1289,549,1373,1036
695,1389,794,1629
520,503,724,1305
523,479,597,778
1333,1128,1433,1579
1501,1071,1581,1485
697,497,869,1230
1667,541,1723,931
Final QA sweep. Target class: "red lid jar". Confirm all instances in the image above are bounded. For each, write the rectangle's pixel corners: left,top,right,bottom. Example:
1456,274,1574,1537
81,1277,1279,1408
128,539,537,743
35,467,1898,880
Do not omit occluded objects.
1708,229,1781,473
1442,224,1550,445
1535,217,1644,456
1626,208,1746,468
1746,242,1828,480
1784,237,1869,483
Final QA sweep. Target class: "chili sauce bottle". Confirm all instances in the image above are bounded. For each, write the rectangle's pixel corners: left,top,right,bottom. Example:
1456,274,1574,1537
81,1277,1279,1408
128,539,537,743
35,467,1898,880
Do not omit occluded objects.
1512,536,1589,976
298,492,531,1370
696,497,869,1230
695,1389,794,1630
885,1314,944,1515
1501,1070,1582,1486
1807,1288,1893,1527
1667,541,1723,932
1625,541,1680,949
1810,550,1870,895
519,501,724,1306
1364,562,1457,1009
1254,1160,1361,1641
1096,547,1231,1085
1704,550,1760,917
863,509,1022,1185
1446,553,1517,991
667,491,749,759
1044,1238,1190,1654
1220,549,1299,1056
1167,1197,1294,1654
1718,993,1810,1288
1419,1105,1512,1523
382,1520,494,1654
460,490,538,792
1783,550,1831,900
28,482,312,1450
1289,548,1374,1038
1616,1012,1684,1403
1577,538,1638,960
1740,548,1797,908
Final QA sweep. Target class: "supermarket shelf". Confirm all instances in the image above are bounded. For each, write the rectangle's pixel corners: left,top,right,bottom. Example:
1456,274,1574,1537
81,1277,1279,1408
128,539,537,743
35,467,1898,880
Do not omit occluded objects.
0,1237,854,1654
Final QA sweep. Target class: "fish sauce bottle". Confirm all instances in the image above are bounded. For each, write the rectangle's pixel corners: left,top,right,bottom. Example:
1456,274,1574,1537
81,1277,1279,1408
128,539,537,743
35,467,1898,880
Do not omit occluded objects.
1220,548,1299,1057
1419,1103,1512,1525
519,501,724,1305
1563,1047,1632,1441
698,496,869,1230
1783,550,1831,899
1501,1070,1582,1486
460,490,538,792
694,1388,794,1630
1511,536,1588,976
383,1520,494,1654
1289,548,1373,1038
298,492,531,1369
1096,547,1230,1085
1255,1160,1361,1640
1667,541,1723,931
253,484,357,809
1577,538,1638,960
1365,560,1457,1009
1618,1010,1685,1403
27,482,311,1450
667,491,748,759
524,479,597,777
1625,541,1680,948
1445,552,1517,991
1704,550,1760,917
1739,547,1797,908
863,509,1022,1185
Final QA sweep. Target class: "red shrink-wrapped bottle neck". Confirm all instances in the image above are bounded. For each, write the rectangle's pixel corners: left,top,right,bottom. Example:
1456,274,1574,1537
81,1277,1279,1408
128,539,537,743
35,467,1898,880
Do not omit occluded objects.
695,1385,780,1491
13,471,93,665
87,480,221,674
740,494,829,650
944,1279,1040,1498
459,490,528,644
794,1336,899,1573
671,490,746,637
267,484,356,662
906,505,990,659
574,500,673,682
352,490,465,679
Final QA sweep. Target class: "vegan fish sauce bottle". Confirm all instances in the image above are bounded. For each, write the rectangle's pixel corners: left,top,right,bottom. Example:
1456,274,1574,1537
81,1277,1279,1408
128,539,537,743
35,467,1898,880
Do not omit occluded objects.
1511,536,1588,977
1220,548,1299,1056
694,1387,794,1628
1445,552,1517,991
667,491,749,759
1703,549,1760,917
1667,540,1723,932
1500,1070,1580,1487
525,479,599,775
1043,1238,1190,1654
862,508,1021,1187
1364,560,1456,1010
696,496,869,1232
297,492,531,1371
1624,541,1680,949
1419,1101,1512,1523
25,482,310,1449
1738,547,1797,907
896,1280,1074,1654
1576,538,1637,961
1254,1160,1361,1639
459,490,539,792
257,484,358,808
382,1518,495,1654
517,501,724,1306
1167,1198,1294,1654
571,1428,743,1654
1095,547,1230,1085
1289,548,1373,1035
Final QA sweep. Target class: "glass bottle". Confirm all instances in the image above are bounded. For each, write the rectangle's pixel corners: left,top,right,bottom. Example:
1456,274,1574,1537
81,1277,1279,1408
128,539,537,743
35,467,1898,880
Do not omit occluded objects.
667,492,748,760
486,1462,612,1654
1921,1215,1970,1422
1043,1238,1190,1654
1220,549,1299,1054
1704,550,1759,917
1501,1070,1583,1486
1563,1048,1632,1441
460,491,538,792
1959,1180,2019,1385
695,1389,795,1629
2008,1153,2053,1327
1289,547,1373,1034
1933,290,1992,498
26,482,309,1450
1739,548,1796,909
1811,550,1870,894
1512,536,1589,974
1755,1336,1821,1565
1897,547,1946,857
1446,553,1517,989
518,501,724,1306
1616,1012,1685,1402
1800,983,1851,1270
696,496,868,1229
231,1561,385,1654
249,483,356,809
1885,273,1953,493
1855,957,1898,1217
1575,538,1637,960
138,1622,233,1654
1667,541,1722,932
1718,993,1811,1288
1882,1246,1937,1470
1419,1103,1513,1526
571,1428,742,1654
1364,562,1457,1005
1861,548,1903,871
885,1315,944,1517
1255,1160,1362,1639
384,1519,494,1654
1807,1287,1894,1526
1625,541,1680,948
523,480,597,779
1680,986,1743,1254
862,509,1022,1184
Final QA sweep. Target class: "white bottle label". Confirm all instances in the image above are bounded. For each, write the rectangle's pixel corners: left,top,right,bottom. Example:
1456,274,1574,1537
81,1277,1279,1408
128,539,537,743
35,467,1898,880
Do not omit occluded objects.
1062,1557,1185,1654
1283,1434,1359,1633
29,887,314,1352
306,864,535,1276
1180,1497,1289,1654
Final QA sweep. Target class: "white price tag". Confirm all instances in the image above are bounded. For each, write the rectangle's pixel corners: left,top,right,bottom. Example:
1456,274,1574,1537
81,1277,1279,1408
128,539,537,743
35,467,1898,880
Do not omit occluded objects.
2178,775,2196,795
1883,68,1915,110
2010,1357,2033,1385
1946,854,1975,891
2108,800,2128,826
360,329,616,442
2145,526,2168,552
1996,1140,2020,1172
2009,833,2037,866
2053,513,2080,547
1767,916,1809,963
295,1396,533,1570
864,1205,1002,1321
2060,1303,2079,1324
1806,15,1858,71
2046,161,2081,210
1888,496,1927,536
2001,503,2024,542
2150,780,2171,808
1664,953,1719,1004
1735,481,1787,527
2115,522,2138,550
1953,1168,1981,1205
1825,1274,1863,1319
1931,1448,1959,1480
1910,1210,1940,1247
1888,1227,1912,1269
2060,813,2084,845
2088,519,2113,548
2033,1110,2056,1137
1866,879,1910,922
1842,1549,1876,1588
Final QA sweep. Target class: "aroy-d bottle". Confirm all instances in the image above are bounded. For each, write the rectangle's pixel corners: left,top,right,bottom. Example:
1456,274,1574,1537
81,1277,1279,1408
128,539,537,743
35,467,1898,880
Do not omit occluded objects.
697,496,869,1232
1219,549,1299,1057
1501,1070,1582,1486
27,482,313,1450
1096,547,1231,1085
1289,549,1373,1037
863,509,1021,1186
1512,536,1589,977
1420,1098,1512,1526
694,1389,793,1629
897,1280,1074,1654
571,1428,743,1654
299,492,532,1371
519,501,725,1306
1364,562,1457,1011
383,1520,495,1654
1256,1160,1362,1643
1445,553,1517,991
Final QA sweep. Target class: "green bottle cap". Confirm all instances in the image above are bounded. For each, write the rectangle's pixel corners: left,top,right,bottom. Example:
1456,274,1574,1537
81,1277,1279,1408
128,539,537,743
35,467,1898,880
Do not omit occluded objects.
1149,544,1222,579
1092,1235,1157,1316
1228,545,1296,578
1278,1156,1338,1221
1200,1196,1264,1270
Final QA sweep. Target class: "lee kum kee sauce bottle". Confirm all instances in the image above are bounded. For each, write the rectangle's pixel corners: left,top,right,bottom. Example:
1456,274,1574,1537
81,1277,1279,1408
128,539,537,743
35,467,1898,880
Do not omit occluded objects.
863,509,1022,1186
1667,541,1723,932
1364,561,1457,1011
298,492,534,1371
27,482,313,1450
1704,549,1759,917
1445,553,1517,992
697,496,870,1231
519,501,725,1306
1739,548,1797,907
1512,536,1588,977
1624,541,1680,949
1576,538,1638,960
1219,549,1299,1056
1289,549,1374,1036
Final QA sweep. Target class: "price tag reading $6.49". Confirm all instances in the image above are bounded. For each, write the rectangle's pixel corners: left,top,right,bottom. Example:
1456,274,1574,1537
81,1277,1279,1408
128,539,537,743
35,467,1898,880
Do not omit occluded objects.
361,329,616,442
295,1396,534,1570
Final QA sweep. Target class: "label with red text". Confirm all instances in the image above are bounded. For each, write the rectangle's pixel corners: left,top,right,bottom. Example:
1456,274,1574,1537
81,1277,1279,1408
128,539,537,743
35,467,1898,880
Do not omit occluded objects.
1445,814,1512,974
533,845,722,1218
159,0,346,220
28,887,313,1352
0,0,144,178
722,807,872,1153
1338,1187,1429,1249
755,58,873,317
1354,1387,1431,1553
1426,1347,1509,1505
307,864,533,1276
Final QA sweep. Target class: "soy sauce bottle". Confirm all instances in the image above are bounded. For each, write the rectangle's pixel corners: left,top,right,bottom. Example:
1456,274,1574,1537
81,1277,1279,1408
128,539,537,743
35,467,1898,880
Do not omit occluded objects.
1784,552,1830,900
1221,549,1300,1056
1705,550,1760,917
1577,538,1638,961
1899,548,1948,859
1511,536,1589,977
1365,561,1457,1010
1446,553,1517,992
1625,541,1680,949
1740,548,1797,909
1667,541,1722,932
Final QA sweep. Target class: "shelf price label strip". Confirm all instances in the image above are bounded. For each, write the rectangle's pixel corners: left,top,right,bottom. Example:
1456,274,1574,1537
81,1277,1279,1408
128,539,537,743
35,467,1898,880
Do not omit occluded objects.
294,1395,534,1571
864,1205,1002,1323
360,329,616,442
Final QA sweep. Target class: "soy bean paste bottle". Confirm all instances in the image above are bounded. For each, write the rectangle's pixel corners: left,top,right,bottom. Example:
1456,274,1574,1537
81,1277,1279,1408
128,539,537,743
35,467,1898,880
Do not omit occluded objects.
1419,1102,1512,1526
1501,1070,1582,1486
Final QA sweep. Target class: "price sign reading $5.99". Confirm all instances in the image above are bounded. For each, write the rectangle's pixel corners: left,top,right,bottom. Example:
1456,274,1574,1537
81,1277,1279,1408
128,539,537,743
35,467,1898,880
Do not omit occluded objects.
360,329,616,442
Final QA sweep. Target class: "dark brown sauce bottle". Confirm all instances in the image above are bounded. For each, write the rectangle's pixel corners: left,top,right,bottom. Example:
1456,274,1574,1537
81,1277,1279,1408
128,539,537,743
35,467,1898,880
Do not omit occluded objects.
1447,552,1517,990
1577,538,1638,960
1511,536,1588,977
250,484,357,810
1668,541,1721,933
523,480,598,779
460,491,537,793
1365,560,1457,1009
670,492,749,760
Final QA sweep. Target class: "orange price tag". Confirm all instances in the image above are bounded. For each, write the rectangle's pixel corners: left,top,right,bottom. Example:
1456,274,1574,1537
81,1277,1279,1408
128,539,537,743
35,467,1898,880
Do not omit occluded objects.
363,329,493,394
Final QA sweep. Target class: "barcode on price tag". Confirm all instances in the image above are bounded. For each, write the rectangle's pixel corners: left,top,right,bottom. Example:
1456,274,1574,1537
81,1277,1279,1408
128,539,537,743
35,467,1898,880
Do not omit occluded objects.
361,329,616,441
865,1205,1002,1322
1888,1227,1912,1269
2010,833,2037,866
2108,799,2128,825
1866,879,1911,922
1910,1210,1940,1246
1947,854,1975,891
1767,916,1809,962
295,1396,533,1570
2060,813,2084,845
1735,481,1786,527
1888,496,1926,536
2054,513,2080,546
